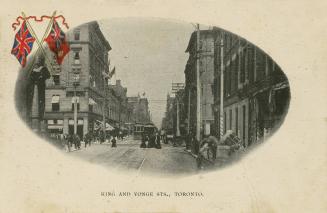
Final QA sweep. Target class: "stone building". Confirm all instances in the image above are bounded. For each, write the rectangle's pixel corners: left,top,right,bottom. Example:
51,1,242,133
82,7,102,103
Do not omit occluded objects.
184,30,216,135
183,28,290,146
108,79,132,128
43,21,113,139
211,27,290,147
161,90,187,137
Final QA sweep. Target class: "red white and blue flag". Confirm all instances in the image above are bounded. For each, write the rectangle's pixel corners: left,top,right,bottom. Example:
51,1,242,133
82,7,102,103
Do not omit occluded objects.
11,21,36,67
44,19,70,65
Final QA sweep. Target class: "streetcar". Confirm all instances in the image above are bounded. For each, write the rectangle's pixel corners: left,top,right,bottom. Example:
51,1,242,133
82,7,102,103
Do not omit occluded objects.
133,123,157,140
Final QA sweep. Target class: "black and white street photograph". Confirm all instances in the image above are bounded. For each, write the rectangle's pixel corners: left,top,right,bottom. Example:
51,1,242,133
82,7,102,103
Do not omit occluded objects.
14,18,290,175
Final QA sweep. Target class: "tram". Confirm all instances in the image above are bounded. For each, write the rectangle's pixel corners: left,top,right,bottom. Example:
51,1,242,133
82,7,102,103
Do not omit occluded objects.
133,123,157,140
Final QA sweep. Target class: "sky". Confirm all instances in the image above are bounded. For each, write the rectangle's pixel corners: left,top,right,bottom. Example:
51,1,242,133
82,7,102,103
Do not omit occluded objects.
98,18,195,128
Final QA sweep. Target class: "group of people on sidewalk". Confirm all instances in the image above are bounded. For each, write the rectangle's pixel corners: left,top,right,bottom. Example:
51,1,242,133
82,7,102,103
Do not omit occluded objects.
140,131,162,149
183,132,219,169
62,133,92,152
184,130,245,169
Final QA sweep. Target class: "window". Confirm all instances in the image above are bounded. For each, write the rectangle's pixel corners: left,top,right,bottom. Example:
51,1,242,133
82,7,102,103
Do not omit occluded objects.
74,51,80,64
248,47,255,83
51,95,60,111
199,41,203,50
241,49,246,83
89,98,96,112
74,30,80,40
226,65,231,96
229,109,232,130
224,112,227,133
230,59,237,93
71,97,80,111
268,57,273,75
242,105,246,143
53,75,60,85
235,107,238,136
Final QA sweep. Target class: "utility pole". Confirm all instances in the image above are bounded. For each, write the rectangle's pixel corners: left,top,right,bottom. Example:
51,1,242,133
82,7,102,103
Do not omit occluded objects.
73,83,78,135
196,23,201,142
176,97,180,137
187,89,191,134
219,31,225,139
102,73,107,142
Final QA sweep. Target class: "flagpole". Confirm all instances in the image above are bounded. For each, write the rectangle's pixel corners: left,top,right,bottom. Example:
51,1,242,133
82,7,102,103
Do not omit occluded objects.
21,12,56,74
22,11,57,131
25,11,57,77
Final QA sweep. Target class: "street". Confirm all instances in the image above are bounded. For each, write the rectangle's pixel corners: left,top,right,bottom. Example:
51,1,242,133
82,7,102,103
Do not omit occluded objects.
68,136,198,176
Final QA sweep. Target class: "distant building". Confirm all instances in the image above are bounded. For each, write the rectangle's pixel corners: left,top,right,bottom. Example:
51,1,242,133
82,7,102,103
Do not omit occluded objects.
161,91,187,136
108,79,132,128
127,94,151,124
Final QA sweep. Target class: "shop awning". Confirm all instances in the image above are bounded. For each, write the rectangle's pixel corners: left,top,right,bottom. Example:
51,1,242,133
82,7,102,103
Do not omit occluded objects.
51,95,60,103
273,81,289,91
106,123,114,131
47,125,63,129
95,120,114,131
89,98,96,105
72,97,80,103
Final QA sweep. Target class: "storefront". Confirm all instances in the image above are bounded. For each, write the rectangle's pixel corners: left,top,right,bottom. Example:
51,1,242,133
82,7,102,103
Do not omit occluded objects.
68,119,84,139
47,119,63,138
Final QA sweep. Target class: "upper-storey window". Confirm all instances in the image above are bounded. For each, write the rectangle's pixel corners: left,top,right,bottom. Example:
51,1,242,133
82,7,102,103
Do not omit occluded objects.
51,95,60,111
74,51,80,64
74,30,80,40
53,75,60,85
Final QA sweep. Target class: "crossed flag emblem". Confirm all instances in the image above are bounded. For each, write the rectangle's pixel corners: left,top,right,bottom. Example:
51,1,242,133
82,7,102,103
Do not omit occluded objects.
11,11,70,74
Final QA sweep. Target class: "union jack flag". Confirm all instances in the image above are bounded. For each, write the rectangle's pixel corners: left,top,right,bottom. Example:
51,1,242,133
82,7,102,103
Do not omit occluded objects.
11,21,35,67
45,19,70,65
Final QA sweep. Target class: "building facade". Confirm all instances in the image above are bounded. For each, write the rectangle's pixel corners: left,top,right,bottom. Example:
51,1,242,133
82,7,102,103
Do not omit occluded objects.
185,30,216,135
212,27,290,147
108,79,133,128
183,28,290,147
43,21,113,139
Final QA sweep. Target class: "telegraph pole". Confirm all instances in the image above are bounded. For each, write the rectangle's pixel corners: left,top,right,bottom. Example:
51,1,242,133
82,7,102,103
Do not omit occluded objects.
196,23,201,142
176,97,180,137
219,32,224,139
187,89,191,134
72,73,79,135
73,83,78,135
102,73,107,142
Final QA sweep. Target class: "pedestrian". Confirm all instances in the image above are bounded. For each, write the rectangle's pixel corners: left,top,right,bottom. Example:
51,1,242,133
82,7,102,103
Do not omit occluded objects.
140,133,147,148
196,134,218,169
155,131,161,149
64,134,71,152
185,132,192,151
197,135,210,169
111,136,117,148
84,133,89,148
67,134,73,150
147,133,155,148
119,131,123,140
207,134,218,160
73,134,81,149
